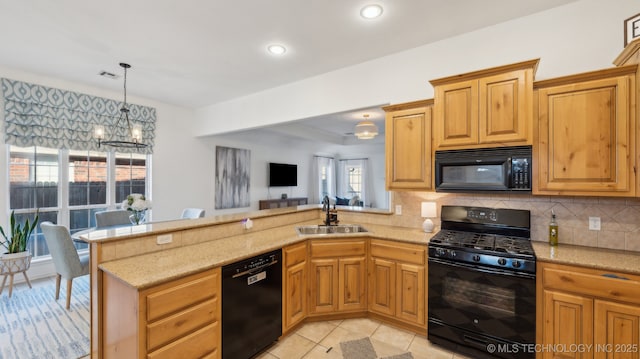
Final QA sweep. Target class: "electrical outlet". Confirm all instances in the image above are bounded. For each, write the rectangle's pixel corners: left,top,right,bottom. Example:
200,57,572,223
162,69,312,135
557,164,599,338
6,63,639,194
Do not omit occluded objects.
157,234,173,245
588,217,601,231
395,205,402,215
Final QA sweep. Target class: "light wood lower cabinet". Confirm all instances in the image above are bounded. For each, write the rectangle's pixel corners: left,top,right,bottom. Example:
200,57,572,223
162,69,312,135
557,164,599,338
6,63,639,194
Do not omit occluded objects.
369,239,426,327
308,239,367,315
101,268,221,359
283,242,307,332
539,262,640,359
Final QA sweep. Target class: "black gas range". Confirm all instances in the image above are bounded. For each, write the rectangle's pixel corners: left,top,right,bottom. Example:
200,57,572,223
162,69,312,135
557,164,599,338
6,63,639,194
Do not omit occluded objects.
428,205,535,274
428,205,536,359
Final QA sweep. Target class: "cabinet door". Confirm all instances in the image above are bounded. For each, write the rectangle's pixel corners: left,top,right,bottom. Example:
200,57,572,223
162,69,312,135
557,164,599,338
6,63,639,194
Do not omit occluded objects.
479,70,531,144
385,105,432,190
369,257,396,316
284,242,307,332
433,79,479,148
395,263,425,325
535,74,634,196
309,258,338,313
338,256,367,311
594,300,640,359
543,290,594,359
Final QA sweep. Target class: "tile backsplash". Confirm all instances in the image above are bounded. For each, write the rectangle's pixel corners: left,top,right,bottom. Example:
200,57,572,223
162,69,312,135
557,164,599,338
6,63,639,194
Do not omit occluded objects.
392,191,640,253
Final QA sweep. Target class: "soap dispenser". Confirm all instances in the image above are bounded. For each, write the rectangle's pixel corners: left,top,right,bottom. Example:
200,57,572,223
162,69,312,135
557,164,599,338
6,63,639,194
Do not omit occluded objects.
549,210,558,246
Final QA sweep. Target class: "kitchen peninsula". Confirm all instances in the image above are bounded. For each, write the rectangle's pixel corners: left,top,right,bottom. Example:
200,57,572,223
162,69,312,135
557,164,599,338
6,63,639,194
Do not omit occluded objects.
80,205,429,358
79,204,640,359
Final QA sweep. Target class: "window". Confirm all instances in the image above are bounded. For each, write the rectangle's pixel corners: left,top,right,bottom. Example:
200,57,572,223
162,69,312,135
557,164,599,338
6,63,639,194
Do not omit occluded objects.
8,145,150,259
338,158,369,207
347,165,363,199
9,146,59,256
68,150,108,250
115,152,147,203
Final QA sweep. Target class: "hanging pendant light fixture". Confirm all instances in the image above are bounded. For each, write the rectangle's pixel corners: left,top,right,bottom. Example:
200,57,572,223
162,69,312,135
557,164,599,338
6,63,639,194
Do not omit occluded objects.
94,63,147,149
354,114,379,140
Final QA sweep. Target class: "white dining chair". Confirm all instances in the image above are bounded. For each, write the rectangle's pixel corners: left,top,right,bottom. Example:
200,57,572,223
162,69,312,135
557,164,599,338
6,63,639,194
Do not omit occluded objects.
40,222,90,309
181,208,205,219
95,210,131,228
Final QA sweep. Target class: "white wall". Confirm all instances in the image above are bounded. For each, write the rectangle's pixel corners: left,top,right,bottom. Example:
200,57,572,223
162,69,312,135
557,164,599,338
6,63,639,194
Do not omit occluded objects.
194,0,639,136
203,131,387,214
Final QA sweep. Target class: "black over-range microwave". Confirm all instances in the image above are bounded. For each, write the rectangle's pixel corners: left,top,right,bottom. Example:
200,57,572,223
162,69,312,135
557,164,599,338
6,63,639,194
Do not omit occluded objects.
434,145,532,192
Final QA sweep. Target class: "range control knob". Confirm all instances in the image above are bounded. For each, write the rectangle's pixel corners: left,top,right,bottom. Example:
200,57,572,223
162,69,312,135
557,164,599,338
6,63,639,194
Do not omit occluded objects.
449,250,457,258
512,260,521,268
472,255,481,262
497,258,507,266
435,248,446,257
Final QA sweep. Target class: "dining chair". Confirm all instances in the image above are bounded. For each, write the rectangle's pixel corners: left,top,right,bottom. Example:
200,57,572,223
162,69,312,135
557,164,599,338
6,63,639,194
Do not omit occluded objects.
181,208,205,219
95,210,131,228
40,222,90,309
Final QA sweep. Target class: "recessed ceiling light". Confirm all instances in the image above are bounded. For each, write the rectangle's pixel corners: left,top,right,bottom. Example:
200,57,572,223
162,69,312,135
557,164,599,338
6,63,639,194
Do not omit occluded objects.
360,4,383,19
267,44,287,55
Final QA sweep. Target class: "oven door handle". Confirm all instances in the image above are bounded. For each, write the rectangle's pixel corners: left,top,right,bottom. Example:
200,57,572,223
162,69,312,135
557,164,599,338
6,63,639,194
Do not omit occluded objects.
428,257,535,279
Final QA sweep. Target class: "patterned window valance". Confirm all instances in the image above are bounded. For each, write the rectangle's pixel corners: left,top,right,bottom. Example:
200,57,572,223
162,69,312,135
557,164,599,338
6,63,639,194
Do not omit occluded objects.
2,78,156,154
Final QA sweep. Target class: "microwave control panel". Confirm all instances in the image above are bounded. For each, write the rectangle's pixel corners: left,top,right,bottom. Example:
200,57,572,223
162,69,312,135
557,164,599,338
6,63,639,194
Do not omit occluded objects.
511,158,530,189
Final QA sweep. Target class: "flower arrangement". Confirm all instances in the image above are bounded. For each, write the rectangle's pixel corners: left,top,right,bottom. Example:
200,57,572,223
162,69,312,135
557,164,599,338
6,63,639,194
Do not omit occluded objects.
122,194,151,225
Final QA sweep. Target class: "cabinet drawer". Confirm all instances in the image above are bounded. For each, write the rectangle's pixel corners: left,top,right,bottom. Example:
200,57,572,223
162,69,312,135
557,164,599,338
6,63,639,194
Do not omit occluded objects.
370,240,425,265
147,298,218,351
542,264,640,305
147,322,219,359
285,242,307,267
147,270,219,321
310,240,366,258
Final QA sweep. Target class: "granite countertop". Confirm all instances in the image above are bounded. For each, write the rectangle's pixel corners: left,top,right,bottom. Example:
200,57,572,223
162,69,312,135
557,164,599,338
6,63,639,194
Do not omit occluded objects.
98,221,432,289
532,241,640,275
78,205,394,243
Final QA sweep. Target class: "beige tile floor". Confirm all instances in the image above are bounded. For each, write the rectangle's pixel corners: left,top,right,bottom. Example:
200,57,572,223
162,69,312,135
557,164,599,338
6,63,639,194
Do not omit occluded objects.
257,318,473,359
78,318,471,359
17,279,469,359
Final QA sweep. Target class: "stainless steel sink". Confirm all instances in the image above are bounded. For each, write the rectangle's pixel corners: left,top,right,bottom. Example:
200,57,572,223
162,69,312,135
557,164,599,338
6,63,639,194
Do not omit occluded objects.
295,224,368,235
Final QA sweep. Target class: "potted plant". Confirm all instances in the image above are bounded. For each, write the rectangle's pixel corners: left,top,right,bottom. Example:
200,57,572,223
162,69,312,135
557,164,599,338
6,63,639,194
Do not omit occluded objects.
0,210,39,276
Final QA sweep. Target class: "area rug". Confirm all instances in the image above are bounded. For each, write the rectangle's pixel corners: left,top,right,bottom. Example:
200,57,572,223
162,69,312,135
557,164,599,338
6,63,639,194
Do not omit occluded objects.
340,337,413,359
0,276,90,359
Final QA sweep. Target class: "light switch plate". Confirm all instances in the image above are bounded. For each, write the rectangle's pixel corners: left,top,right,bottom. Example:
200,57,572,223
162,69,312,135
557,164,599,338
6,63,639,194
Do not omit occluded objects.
157,234,173,245
588,217,601,231
395,205,402,215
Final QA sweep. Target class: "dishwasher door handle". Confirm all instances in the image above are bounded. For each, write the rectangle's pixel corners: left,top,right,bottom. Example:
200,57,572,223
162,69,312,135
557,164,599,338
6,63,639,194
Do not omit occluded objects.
231,260,279,278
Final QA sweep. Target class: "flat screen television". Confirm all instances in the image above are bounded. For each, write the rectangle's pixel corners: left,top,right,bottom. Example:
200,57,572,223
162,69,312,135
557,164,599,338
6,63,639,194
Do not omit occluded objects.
269,162,297,187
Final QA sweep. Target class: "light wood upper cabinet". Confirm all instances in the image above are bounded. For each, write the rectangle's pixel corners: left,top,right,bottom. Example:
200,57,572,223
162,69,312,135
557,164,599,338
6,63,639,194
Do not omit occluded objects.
383,99,433,191
534,66,637,197
430,59,539,150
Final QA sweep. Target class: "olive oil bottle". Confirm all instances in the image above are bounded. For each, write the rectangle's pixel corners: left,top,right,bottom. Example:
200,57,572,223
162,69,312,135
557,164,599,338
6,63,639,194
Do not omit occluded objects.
549,210,558,246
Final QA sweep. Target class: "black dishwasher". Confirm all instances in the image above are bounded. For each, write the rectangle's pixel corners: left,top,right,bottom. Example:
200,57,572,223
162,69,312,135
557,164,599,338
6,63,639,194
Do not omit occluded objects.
222,249,282,359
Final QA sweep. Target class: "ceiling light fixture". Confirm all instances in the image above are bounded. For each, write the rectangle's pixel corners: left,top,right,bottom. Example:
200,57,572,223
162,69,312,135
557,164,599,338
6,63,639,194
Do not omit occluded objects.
354,114,379,140
267,44,287,55
360,4,383,19
94,63,147,149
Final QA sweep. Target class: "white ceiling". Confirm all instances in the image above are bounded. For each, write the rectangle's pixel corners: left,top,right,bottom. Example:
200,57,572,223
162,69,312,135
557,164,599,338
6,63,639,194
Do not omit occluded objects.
0,0,578,142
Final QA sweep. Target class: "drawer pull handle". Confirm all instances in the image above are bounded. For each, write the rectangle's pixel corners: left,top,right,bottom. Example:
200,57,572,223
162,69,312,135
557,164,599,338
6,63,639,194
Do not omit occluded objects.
602,273,630,280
